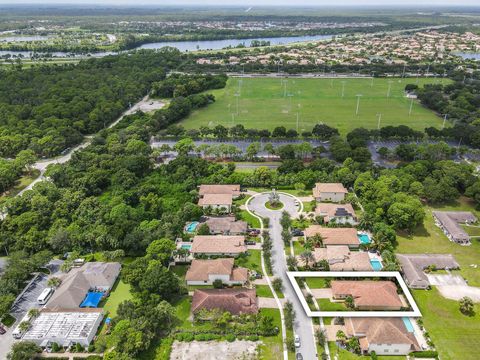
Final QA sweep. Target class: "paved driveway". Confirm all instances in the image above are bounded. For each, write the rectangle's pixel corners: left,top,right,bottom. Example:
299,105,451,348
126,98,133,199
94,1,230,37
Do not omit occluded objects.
437,285,480,302
248,192,317,360
427,274,467,286
310,289,332,299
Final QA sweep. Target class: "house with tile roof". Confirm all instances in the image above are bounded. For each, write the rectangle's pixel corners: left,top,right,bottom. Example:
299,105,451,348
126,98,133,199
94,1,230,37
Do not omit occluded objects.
204,216,248,235
331,280,404,311
185,258,248,286
304,226,360,249
191,235,247,257
312,246,372,271
191,288,258,316
313,183,348,202
345,317,420,355
315,203,357,225
432,211,477,245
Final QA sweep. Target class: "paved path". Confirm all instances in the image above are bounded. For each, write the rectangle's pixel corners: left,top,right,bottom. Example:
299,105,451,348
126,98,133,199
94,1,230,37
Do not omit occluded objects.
248,192,317,360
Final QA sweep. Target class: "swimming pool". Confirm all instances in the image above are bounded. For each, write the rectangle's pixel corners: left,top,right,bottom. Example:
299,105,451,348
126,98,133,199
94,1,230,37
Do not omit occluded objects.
185,221,199,233
370,259,383,271
402,317,415,333
181,244,192,250
358,233,371,244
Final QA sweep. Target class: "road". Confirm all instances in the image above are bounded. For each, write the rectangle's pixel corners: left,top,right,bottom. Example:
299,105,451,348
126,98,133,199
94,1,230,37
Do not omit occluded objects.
248,193,317,360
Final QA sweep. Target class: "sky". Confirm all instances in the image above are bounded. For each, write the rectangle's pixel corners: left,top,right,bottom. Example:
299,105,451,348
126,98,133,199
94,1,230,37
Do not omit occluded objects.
0,0,479,6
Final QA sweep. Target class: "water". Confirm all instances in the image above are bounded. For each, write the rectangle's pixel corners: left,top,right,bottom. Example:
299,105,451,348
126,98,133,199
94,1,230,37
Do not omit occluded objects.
0,34,332,58
357,233,371,244
370,259,383,271
402,317,415,333
181,244,192,250
138,34,332,52
0,35,51,42
185,221,199,233
455,52,480,60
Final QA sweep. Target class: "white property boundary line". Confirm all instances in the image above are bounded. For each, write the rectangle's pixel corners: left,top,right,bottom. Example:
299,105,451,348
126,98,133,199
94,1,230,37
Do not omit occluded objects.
245,193,288,360
287,271,422,318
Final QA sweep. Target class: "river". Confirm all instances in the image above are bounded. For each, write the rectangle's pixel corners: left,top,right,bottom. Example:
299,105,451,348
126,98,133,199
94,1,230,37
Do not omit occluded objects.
0,34,332,59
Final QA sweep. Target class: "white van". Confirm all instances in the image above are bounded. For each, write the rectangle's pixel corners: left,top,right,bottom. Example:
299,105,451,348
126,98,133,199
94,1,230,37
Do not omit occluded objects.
12,313,32,339
37,287,53,305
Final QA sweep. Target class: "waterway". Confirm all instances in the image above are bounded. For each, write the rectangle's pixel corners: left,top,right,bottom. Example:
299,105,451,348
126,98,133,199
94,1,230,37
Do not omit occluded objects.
455,52,480,60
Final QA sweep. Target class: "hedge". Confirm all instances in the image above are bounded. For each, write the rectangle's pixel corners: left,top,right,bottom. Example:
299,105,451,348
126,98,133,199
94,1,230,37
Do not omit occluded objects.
413,350,439,358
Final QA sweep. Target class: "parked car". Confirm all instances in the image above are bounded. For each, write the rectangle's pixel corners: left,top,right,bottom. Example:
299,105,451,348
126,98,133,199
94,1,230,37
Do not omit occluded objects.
0,325,6,335
248,230,260,236
245,240,256,245
294,335,301,348
253,272,263,279
294,200,300,206
291,229,304,237
295,353,303,360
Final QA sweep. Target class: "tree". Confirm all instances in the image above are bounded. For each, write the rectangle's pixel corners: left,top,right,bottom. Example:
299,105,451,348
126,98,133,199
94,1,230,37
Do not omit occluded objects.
146,238,176,266
346,336,361,354
263,143,275,159
18,321,31,333
246,142,261,160
27,309,40,319
345,295,355,309
286,255,297,270
173,138,195,155
299,250,315,269
213,279,223,289
47,277,61,289
272,126,287,138
196,223,210,235
336,330,346,343
7,341,42,360
312,124,339,139
272,277,283,293
459,296,475,316
283,301,295,330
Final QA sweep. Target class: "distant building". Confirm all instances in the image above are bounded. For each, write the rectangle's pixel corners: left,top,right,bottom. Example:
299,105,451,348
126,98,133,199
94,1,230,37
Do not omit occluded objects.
331,280,404,311
198,184,241,198
304,226,360,249
22,309,103,347
312,246,372,271
313,183,348,202
204,216,248,235
432,211,477,245
396,254,460,289
191,235,247,257
315,203,357,225
191,288,258,316
45,262,121,311
345,317,420,355
197,184,241,212
185,258,248,286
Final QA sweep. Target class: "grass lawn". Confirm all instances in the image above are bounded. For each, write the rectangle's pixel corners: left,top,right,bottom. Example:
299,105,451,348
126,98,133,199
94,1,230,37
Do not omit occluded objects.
256,284,284,298
328,342,406,360
250,187,310,197
101,280,132,318
240,209,261,228
412,288,480,360
292,240,305,256
0,169,40,204
396,197,480,287
258,308,284,360
302,201,316,213
305,277,327,289
317,298,348,311
170,264,188,280
235,249,262,272
180,77,447,135
233,194,252,206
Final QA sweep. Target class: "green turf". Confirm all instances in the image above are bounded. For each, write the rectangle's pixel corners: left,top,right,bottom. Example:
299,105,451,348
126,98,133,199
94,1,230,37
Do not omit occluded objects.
256,284,284,298
240,209,261,228
235,249,262,272
180,77,448,135
258,308,284,360
396,196,480,287
317,298,348,311
328,342,406,360
412,288,480,360
305,277,327,289
102,280,132,318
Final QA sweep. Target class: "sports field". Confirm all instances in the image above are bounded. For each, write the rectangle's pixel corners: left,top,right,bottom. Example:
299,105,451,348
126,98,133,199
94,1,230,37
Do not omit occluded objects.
180,77,449,135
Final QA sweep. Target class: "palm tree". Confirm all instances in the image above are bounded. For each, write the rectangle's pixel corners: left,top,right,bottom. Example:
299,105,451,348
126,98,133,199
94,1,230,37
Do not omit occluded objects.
336,330,346,344
28,309,40,319
299,250,315,269
47,277,61,288
309,234,324,248
286,255,297,270
18,321,31,333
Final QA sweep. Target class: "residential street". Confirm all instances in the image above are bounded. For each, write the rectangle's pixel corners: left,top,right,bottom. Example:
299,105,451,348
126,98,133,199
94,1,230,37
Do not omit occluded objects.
248,192,317,360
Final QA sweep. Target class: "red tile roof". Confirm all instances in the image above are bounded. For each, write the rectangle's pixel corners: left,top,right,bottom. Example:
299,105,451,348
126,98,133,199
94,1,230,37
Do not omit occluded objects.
191,288,258,315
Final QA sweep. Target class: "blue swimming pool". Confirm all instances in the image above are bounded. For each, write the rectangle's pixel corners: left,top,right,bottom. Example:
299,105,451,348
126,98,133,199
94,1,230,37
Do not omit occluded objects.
358,233,371,244
402,317,415,333
185,221,199,233
370,259,383,271
181,244,192,250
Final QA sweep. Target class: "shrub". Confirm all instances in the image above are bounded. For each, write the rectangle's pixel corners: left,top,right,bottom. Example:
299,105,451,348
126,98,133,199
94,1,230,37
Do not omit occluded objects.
213,279,223,289
413,350,439,358
247,335,259,341
225,334,236,342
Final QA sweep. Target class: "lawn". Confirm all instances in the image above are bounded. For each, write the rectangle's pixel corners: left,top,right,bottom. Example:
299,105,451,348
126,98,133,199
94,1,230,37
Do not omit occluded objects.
258,308,284,360
235,249,262,272
0,169,40,204
180,77,448,135
317,298,348,311
396,196,480,287
256,284,284,298
328,342,406,360
305,277,327,289
292,240,305,256
240,209,261,228
101,280,132,318
412,288,480,360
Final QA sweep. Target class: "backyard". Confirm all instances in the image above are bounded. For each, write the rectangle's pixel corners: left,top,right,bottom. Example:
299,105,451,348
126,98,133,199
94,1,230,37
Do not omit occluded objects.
180,77,447,135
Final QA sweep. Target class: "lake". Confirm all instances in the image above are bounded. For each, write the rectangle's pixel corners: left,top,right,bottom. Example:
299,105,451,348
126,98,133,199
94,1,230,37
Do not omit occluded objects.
455,52,480,60
0,34,332,59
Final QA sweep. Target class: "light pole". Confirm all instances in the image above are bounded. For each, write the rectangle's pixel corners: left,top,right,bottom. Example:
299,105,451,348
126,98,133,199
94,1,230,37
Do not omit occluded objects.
287,93,294,112
283,79,288,97
408,98,414,116
387,80,393,98
371,71,375,87
442,114,448,129
234,92,240,115
355,94,363,115
341,80,346,98
296,104,301,132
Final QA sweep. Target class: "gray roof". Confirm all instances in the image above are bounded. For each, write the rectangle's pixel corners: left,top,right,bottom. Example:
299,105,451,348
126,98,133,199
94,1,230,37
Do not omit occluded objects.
396,254,460,289
432,211,477,242
45,262,120,311
204,217,248,234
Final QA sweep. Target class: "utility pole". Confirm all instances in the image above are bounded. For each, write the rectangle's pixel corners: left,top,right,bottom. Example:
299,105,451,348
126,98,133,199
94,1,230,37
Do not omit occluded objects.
341,80,346,98
442,114,448,129
409,98,414,116
234,92,240,115
283,80,288,97
377,113,382,129
371,71,375,87
426,63,430,76
402,63,406,78
387,80,393,98
355,94,362,115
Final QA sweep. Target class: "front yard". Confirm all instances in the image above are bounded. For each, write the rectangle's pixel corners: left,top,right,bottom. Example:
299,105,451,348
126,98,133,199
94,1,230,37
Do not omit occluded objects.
328,342,406,360
235,249,262,273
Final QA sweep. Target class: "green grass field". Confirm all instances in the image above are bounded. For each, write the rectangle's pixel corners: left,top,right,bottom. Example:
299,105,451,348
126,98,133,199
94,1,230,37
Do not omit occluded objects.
180,77,448,135
101,280,132,318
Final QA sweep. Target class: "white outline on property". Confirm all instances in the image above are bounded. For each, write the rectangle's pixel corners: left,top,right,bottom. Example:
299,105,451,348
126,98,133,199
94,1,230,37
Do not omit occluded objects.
286,271,422,318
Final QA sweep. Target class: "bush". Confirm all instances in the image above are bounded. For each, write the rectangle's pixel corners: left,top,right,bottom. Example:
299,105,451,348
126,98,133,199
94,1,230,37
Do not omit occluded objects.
213,279,223,289
225,334,236,342
247,335,259,341
413,350,439,358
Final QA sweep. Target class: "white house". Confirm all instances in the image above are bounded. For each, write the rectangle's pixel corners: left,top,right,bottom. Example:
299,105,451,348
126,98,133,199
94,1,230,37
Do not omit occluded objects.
185,258,248,286
313,183,348,202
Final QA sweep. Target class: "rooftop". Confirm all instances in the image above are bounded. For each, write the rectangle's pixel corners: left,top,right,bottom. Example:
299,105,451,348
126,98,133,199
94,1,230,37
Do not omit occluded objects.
204,216,248,234
191,288,258,315
185,258,248,282
199,184,240,196
432,211,477,242
316,203,356,220
331,280,403,308
313,246,371,271
198,193,233,206
191,235,247,255
313,183,347,197
304,226,360,246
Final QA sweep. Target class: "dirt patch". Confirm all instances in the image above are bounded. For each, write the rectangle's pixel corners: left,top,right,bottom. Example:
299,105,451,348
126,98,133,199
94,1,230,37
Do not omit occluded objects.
170,340,259,360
